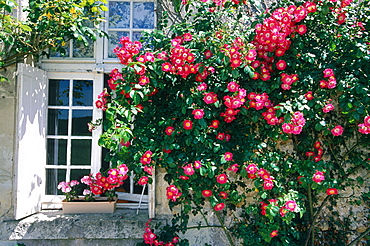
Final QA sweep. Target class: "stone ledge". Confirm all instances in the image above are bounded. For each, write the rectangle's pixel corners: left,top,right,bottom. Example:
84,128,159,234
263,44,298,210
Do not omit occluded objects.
0,239,142,246
0,208,154,245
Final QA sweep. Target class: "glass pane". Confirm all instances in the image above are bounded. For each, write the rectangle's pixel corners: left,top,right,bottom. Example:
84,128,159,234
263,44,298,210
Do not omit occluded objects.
119,176,148,195
46,169,66,195
71,139,91,165
109,1,130,28
47,139,67,165
72,110,93,136
47,109,69,135
71,169,91,195
72,80,93,106
133,2,155,29
132,31,142,41
48,79,69,106
73,39,94,58
108,31,129,58
50,42,70,58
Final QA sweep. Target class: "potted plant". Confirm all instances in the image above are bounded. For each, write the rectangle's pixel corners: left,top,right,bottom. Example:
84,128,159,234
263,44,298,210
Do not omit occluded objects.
57,164,129,213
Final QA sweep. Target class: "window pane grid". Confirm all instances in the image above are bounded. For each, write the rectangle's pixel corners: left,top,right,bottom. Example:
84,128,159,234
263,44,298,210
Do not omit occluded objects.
46,79,94,194
106,0,155,58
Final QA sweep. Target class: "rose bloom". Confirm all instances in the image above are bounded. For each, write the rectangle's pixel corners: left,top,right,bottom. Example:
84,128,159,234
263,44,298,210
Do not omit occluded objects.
183,119,193,130
165,126,175,135
192,109,205,119
216,173,228,184
210,120,220,128
276,60,287,70
191,160,201,169
214,202,225,211
224,152,233,161
227,81,240,92
228,163,239,172
326,188,338,195
263,180,274,190
270,230,278,238
138,176,149,185
204,50,213,59
197,82,208,91
305,91,314,100
331,125,344,136
202,190,212,197
203,92,218,104
323,103,334,113
246,163,258,174
183,164,195,176
219,191,228,199
285,200,297,212
312,170,325,183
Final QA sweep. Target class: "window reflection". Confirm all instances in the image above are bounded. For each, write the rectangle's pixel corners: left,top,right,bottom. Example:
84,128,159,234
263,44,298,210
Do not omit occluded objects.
109,1,130,28
133,2,155,29
48,79,69,106
72,80,93,106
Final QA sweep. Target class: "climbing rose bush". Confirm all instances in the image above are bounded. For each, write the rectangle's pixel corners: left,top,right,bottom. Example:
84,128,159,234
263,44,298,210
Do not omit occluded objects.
96,0,369,245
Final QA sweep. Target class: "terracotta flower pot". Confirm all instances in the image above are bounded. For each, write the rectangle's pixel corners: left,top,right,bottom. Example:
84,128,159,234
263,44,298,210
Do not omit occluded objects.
62,197,117,214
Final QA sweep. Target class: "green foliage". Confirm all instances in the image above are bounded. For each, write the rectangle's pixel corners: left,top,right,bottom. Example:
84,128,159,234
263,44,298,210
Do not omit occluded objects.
97,0,369,245
0,0,106,69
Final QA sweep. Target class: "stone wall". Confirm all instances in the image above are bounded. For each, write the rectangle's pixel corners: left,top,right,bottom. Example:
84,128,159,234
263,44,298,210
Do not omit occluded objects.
0,65,17,221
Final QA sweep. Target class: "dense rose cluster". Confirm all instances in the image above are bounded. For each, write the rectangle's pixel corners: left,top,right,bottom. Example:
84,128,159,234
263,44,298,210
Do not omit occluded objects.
143,219,179,246
282,111,306,134
221,37,257,69
219,81,247,123
166,185,182,201
280,73,298,90
160,33,203,80
251,2,315,81
305,141,324,162
113,36,142,65
320,68,336,89
95,89,109,111
358,116,370,134
245,163,275,190
140,150,153,165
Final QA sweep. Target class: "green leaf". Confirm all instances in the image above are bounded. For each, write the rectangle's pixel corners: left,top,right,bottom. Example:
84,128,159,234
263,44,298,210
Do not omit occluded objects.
19,24,32,32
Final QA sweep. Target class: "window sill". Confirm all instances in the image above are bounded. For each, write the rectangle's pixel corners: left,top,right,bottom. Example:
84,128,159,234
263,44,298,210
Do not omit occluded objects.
1,208,152,243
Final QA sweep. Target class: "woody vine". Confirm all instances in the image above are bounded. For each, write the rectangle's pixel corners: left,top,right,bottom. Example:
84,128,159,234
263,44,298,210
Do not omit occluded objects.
94,0,369,245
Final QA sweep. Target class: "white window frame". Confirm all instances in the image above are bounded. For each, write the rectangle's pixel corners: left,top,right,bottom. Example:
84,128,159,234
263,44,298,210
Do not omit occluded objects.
31,1,157,218
104,0,156,61
43,72,104,204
